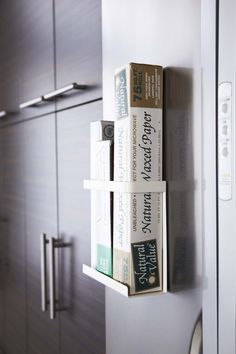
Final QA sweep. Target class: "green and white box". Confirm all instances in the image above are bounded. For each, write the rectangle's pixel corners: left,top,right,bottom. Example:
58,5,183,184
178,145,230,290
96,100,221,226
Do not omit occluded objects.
90,121,114,276
113,63,163,294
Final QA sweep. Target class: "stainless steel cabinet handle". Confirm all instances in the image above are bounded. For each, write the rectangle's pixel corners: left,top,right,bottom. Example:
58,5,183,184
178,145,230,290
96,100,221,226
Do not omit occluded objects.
0,110,7,118
43,83,86,100
40,233,49,312
19,96,43,109
189,313,202,354
49,237,56,320
19,83,85,110
49,237,69,320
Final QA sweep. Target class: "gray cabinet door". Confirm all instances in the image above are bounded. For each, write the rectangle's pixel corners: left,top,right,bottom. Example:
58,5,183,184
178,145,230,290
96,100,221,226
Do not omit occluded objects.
0,0,101,123
1,125,27,354
57,101,105,354
23,115,60,354
0,131,5,353
0,1,22,117
54,0,102,110
18,0,56,121
0,0,56,123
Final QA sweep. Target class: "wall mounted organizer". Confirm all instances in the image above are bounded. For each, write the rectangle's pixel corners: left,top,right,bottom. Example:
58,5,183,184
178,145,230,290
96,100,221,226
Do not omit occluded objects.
83,179,167,297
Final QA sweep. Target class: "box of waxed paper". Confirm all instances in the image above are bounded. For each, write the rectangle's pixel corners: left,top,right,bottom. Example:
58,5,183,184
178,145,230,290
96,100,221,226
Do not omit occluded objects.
113,63,164,294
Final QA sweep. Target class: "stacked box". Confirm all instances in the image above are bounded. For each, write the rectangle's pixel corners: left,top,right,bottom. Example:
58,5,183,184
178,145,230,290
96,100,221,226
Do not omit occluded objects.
90,121,114,276
113,63,163,294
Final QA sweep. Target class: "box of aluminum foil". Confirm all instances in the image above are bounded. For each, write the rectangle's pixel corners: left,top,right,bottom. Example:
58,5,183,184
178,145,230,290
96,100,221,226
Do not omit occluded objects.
90,121,114,276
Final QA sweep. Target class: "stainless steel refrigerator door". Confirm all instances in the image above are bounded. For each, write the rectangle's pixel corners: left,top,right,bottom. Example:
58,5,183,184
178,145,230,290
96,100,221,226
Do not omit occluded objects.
201,1,218,353
101,1,217,353
218,0,236,353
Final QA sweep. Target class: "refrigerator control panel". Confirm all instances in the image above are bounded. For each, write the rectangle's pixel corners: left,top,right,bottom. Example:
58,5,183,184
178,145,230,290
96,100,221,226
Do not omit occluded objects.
218,81,232,201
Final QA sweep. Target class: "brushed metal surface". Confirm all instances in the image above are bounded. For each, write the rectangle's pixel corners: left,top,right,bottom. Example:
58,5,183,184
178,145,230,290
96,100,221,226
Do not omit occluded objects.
102,1,204,353
218,0,236,353
189,314,202,354
49,237,56,320
201,1,218,353
40,234,49,312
